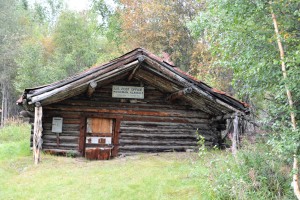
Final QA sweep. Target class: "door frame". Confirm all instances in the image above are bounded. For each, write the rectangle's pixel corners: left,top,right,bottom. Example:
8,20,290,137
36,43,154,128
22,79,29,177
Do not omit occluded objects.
79,113,122,157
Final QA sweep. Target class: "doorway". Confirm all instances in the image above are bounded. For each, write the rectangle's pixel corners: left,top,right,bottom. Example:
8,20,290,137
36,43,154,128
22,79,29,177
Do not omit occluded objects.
85,118,114,160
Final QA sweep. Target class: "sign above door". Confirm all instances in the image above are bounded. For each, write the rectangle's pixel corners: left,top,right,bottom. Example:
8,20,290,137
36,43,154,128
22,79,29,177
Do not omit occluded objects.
112,85,144,99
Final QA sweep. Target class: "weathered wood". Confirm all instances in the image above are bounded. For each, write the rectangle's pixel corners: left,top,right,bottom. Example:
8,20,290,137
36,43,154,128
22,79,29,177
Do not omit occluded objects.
79,116,86,156
119,139,198,145
26,52,141,98
165,87,193,102
43,130,79,136
232,113,239,155
29,60,139,105
43,149,80,156
32,78,223,157
50,100,209,118
43,143,77,148
33,103,43,164
86,81,97,98
119,145,198,151
127,56,144,81
144,56,245,113
110,118,120,157
19,110,34,118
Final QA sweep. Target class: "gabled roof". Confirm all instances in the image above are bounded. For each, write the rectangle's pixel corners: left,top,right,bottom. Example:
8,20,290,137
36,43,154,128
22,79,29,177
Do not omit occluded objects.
17,48,249,116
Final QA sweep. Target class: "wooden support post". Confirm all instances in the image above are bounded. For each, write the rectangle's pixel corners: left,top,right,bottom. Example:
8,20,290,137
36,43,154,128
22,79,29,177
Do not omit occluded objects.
128,55,145,81
33,102,43,164
232,113,239,155
165,87,193,102
86,81,97,98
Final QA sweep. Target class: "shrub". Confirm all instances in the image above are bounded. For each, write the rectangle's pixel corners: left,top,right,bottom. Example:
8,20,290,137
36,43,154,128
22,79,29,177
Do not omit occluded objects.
202,142,294,200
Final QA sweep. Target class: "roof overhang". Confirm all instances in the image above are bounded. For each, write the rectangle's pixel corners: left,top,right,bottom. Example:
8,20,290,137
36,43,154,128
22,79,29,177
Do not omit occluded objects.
17,48,249,116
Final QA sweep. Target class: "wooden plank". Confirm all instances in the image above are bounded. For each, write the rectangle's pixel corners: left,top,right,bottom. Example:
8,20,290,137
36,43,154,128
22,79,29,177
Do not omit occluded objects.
78,116,86,156
112,118,121,157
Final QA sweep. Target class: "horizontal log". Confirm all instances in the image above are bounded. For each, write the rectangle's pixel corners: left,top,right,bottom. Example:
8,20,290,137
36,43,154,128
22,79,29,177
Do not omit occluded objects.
42,111,82,119
43,149,80,156
43,145,77,150
122,116,210,123
119,145,198,151
27,52,141,98
43,135,79,140
44,106,210,118
121,121,211,127
29,60,139,104
42,117,80,125
43,143,77,148
120,130,219,137
143,57,240,114
165,87,193,102
120,128,211,134
43,123,80,131
119,139,197,146
43,130,80,136
120,133,197,139
57,99,203,113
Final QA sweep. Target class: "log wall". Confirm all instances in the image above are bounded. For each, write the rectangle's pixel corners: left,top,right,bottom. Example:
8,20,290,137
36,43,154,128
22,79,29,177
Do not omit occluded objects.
32,79,222,156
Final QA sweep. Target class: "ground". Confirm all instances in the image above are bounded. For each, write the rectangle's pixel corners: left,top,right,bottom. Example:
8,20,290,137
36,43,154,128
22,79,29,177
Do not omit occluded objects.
1,152,215,200
0,123,294,200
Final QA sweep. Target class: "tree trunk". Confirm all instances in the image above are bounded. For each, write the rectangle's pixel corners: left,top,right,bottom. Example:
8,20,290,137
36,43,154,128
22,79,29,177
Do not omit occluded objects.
271,10,299,199
1,83,9,127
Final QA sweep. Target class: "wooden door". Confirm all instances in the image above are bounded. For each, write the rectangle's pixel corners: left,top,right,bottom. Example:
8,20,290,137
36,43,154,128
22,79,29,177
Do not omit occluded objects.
85,118,114,160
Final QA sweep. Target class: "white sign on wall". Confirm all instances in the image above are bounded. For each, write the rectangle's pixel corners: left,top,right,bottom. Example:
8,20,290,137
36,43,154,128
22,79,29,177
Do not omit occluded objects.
52,117,63,133
112,85,144,99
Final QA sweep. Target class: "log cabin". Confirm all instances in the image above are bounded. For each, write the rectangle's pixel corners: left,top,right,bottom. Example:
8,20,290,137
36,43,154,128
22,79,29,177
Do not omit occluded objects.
17,48,249,160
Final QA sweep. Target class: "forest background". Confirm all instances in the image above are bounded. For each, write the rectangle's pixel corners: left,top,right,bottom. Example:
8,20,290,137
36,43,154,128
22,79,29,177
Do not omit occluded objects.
0,0,299,198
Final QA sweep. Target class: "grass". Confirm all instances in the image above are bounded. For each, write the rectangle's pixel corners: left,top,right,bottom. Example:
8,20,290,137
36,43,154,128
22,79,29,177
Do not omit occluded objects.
0,123,295,200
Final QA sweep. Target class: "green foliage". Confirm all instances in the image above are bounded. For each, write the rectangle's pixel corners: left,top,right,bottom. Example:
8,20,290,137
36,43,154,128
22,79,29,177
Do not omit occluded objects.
14,9,103,91
196,129,207,156
0,122,30,160
189,0,300,158
51,11,100,75
0,0,31,119
192,143,294,200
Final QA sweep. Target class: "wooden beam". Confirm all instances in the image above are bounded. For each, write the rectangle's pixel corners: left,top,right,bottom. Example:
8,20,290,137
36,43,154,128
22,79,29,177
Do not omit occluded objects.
112,118,121,157
33,102,43,164
79,116,86,156
232,113,239,155
128,55,145,81
165,87,193,102
29,60,139,104
86,81,97,98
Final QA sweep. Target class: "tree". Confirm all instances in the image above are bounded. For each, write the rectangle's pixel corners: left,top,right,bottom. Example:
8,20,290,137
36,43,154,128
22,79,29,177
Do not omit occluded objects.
0,0,28,126
15,8,103,91
110,0,202,71
189,0,300,198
